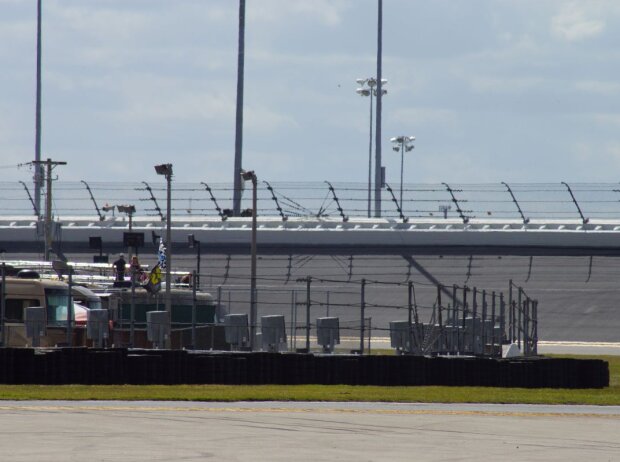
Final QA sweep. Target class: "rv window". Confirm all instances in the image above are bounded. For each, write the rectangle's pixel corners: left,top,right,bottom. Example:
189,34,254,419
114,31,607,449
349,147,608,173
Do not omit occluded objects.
4,299,37,322
45,288,73,325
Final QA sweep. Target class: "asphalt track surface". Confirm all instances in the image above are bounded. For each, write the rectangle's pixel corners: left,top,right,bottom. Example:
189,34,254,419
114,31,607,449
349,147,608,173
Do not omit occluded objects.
0,400,618,461
5,251,620,342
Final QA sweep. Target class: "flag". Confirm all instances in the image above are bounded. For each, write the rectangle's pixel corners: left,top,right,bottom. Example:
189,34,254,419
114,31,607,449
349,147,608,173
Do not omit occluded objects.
158,238,166,270
143,263,162,294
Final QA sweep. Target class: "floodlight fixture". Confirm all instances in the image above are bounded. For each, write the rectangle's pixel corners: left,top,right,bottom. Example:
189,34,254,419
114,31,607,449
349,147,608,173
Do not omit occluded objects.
154,163,173,177
240,169,256,182
117,204,136,214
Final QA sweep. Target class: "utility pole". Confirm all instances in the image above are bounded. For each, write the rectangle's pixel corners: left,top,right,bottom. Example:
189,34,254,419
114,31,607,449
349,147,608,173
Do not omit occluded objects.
374,0,384,217
34,0,43,218
31,158,66,261
232,0,246,216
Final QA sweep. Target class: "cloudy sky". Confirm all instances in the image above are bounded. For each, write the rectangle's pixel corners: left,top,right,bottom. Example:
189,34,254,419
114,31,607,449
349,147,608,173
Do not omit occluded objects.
2,0,620,186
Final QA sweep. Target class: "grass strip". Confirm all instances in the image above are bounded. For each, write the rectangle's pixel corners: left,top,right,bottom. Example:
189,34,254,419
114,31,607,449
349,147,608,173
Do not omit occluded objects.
0,354,617,405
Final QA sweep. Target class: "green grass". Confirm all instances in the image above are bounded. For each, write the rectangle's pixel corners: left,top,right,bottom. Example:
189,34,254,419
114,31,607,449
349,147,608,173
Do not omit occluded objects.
0,355,618,405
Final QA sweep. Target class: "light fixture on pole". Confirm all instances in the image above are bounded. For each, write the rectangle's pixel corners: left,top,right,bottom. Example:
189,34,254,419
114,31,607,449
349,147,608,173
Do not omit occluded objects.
390,136,415,210
154,163,173,348
240,169,257,350
356,77,387,218
117,205,136,230
187,234,201,290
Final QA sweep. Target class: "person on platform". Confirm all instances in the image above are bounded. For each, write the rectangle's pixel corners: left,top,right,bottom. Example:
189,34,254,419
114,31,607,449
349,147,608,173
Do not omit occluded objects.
113,254,126,282
129,255,144,283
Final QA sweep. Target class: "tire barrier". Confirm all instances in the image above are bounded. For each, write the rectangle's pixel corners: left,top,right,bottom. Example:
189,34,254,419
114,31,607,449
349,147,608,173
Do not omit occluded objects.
0,348,609,388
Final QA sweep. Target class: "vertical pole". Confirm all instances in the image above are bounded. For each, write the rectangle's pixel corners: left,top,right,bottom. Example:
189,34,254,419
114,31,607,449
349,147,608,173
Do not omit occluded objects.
508,280,513,342
305,277,311,352
400,144,405,208
491,291,496,356
250,176,257,349
436,285,443,353
461,286,468,353
326,291,330,317
499,292,505,344
524,298,530,356
290,289,295,351
437,285,443,328
374,0,383,217
191,270,197,349
45,159,52,261
1,263,5,346
452,284,458,354
368,316,372,354
130,268,135,347
34,0,43,217
196,242,201,291
232,0,246,216
481,290,487,355
407,281,413,353
360,278,366,354
164,171,172,348
517,288,522,349
532,300,538,355
472,288,478,355
66,269,73,346
367,88,374,218
293,289,298,350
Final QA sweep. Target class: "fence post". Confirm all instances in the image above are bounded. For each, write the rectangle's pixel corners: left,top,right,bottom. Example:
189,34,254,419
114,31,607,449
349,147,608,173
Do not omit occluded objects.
524,297,530,356
517,287,522,349
191,270,197,349
491,291,496,356
499,292,505,344
508,280,513,343
360,278,366,355
472,287,478,355
461,286,468,353
367,316,372,354
408,281,413,353
305,277,311,352
326,291,330,317
293,290,298,350
452,284,458,354
437,284,443,353
481,289,487,355
1,262,5,347
290,290,295,351
532,300,538,355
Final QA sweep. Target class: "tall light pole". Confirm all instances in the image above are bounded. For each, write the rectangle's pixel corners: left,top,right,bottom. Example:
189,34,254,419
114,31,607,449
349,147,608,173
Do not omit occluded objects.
34,0,43,219
241,169,257,350
375,0,384,218
390,136,415,209
232,0,246,216
154,163,173,348
356,78,387,218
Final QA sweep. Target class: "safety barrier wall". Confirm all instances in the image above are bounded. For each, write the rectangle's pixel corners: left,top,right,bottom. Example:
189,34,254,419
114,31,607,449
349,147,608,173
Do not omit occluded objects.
0,348,608,388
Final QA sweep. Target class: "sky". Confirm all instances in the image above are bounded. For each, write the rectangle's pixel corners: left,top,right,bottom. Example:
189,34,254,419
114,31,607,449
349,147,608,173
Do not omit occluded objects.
2,0,620,186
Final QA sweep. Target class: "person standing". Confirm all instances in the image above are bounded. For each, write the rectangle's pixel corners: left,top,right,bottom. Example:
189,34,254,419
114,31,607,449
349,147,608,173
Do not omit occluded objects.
113,254,126,282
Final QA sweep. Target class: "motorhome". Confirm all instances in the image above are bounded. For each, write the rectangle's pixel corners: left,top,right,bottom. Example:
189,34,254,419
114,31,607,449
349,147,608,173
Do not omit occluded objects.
0,271,78,347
